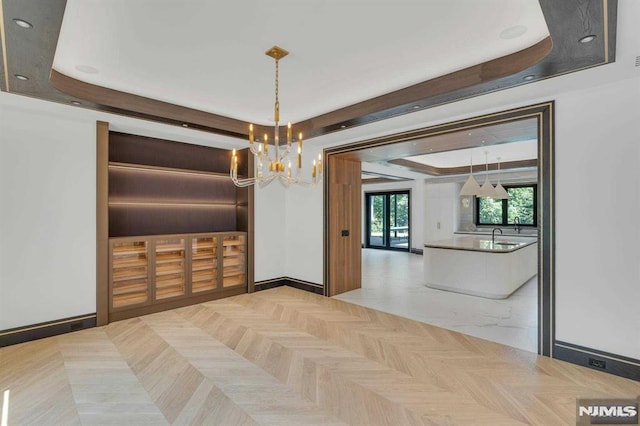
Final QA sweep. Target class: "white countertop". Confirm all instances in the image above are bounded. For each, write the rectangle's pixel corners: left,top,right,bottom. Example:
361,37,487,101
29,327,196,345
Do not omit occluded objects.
425,235,537,253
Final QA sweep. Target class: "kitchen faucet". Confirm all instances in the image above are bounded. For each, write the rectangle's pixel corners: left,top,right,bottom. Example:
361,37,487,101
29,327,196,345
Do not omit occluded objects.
492,227,503,243
514,216,521,234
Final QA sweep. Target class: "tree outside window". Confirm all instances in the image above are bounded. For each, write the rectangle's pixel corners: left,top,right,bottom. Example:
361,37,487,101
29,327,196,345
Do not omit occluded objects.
476,184,537,227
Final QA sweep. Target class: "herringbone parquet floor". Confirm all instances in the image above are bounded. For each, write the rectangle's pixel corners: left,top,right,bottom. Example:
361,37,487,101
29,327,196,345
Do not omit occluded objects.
1,286,639,425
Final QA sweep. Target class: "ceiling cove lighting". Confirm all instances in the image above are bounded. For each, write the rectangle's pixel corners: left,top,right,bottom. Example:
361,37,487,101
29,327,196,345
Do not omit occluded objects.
230,46,322,188
459,153,481,196
13,18,33,29
579,34,596,43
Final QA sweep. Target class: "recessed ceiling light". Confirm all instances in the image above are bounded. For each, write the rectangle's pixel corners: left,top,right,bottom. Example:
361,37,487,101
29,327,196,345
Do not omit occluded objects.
13,18,33,29
75,65,99,74
14,74,28,81
340,125,346,129
412,105,421,110
579,34,596,44
523,75,535,81
500,25,528,40
71,100,82,105
182,123,189,128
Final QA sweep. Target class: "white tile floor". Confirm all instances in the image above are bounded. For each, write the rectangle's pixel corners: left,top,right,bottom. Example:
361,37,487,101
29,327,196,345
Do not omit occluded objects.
333,248,538,353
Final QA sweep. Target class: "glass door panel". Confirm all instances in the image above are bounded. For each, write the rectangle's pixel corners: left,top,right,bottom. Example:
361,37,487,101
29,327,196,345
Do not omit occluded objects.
389,193,409,249
367,194,387,248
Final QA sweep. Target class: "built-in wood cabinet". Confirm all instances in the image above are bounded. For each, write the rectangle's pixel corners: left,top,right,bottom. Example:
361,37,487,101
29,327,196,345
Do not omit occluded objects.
109,232,246,315
222,234,246,287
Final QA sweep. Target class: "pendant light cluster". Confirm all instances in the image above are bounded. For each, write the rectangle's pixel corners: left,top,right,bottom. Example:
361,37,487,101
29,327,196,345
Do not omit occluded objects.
459,151,508,199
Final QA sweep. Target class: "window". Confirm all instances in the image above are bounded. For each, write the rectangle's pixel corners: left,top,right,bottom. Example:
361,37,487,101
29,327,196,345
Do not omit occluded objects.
475,184,537,227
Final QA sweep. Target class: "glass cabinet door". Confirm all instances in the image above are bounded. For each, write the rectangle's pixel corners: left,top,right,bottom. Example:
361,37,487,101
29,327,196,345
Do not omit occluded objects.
222,234,246,287
111,240,149,309
191,236,218,293
154,238,186,300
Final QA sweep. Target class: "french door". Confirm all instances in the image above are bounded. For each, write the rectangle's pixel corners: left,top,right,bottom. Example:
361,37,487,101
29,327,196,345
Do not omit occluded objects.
365,191,410,251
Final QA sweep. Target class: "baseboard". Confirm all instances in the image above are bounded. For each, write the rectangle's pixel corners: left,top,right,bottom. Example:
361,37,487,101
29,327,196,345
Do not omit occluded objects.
0,314,97,347
255,277,324,295
554,340,640,382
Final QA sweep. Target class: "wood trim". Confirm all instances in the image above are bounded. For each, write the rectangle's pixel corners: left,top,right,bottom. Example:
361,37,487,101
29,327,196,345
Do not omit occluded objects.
96,121,109,326
254,277,324,295
298,37,553,139
362,177,411,185
0,314,96,347
554,341,640,382
387,158,538,176
50,70,261,139
48,38,551,141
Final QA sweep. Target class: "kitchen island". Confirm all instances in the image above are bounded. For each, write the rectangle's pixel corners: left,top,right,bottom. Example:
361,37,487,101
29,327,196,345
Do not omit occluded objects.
424,235,537,299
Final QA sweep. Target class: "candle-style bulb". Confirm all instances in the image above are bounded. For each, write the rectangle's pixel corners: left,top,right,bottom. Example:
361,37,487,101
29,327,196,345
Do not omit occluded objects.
249,124,254,143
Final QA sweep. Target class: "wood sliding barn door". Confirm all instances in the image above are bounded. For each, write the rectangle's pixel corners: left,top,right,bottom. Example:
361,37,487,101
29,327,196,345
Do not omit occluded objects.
328,156,361,296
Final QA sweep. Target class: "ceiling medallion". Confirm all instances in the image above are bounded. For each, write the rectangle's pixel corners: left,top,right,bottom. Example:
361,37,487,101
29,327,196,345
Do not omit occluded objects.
230,46,322,188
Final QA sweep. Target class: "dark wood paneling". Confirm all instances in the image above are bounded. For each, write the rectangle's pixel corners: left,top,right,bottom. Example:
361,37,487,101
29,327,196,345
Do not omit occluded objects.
96,121,109,326
327,157,362,296
108,131,240,238
108,169,237,203
109,132,239,174
108,205,237,237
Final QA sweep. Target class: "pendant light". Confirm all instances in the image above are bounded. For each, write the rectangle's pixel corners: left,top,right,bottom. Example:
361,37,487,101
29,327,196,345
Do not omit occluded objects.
494,156,509,199
478,151,498,198
459,153,481,196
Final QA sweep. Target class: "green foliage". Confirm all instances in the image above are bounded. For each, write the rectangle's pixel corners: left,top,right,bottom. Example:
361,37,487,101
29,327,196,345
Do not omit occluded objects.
368,192,409,235
478,198,503,224
507,187,534,225
477,185,536,226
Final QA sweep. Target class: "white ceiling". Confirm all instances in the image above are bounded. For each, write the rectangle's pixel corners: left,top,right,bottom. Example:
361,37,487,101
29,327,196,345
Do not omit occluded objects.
53,0,549,126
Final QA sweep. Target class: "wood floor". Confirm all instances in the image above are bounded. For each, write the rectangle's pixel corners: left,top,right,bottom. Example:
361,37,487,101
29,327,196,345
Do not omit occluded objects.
2,287,639,425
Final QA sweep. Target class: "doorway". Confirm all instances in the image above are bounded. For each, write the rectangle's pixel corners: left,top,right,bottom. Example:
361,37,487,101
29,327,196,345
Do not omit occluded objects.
365,191,410,251
325,101,554,356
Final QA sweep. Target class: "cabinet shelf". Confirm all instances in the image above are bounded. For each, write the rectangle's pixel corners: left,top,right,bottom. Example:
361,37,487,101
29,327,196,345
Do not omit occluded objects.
109,162,230,178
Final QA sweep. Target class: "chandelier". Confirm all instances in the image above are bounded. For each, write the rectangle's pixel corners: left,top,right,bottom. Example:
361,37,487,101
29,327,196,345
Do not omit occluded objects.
230,46,322,187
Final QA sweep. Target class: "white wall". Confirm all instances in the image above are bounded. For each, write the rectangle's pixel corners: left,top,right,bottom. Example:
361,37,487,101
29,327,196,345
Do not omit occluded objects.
0,95,96,329
554,77,640,359
283,144,324,283
253,183,287,281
